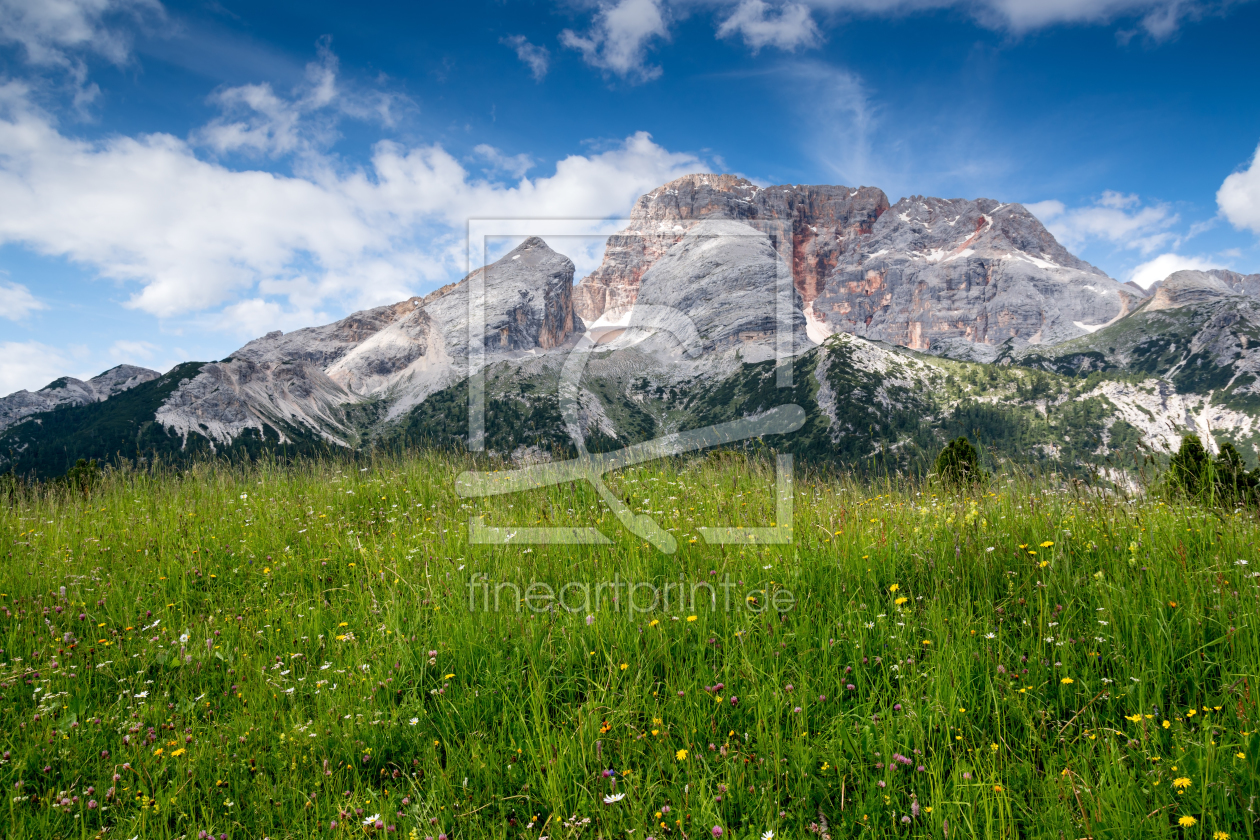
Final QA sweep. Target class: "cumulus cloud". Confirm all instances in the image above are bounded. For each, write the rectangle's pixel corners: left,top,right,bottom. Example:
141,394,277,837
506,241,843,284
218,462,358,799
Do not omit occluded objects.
1028,190,1179,255
717,0,821,51
0,77,708,323
1126,252,1224,289
0,0,163,67
0,279,45,319
501,35,551,81
561,0,669,82
1219,141,1260,236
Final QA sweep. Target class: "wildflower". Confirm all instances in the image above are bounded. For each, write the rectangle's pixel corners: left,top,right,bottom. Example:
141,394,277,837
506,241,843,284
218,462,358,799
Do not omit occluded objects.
409,718,419,726
1172,777,1191,791
762,832,775,840
620,663,628,671
711,828,723,838
687,616,698,622
1215,832,1231,839
676,749,688,761
1060,678,1073,685
894,597,908,606
1178,816,1197,827
1040,541,1054,548
364,813,382,825
889,584,899,592
603,793,626,804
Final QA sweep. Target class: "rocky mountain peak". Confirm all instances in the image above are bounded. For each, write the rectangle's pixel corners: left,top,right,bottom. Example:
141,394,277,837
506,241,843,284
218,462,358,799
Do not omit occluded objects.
574,174,889,322
0,364,161,433
154,232,579,447
1145,270,1235,311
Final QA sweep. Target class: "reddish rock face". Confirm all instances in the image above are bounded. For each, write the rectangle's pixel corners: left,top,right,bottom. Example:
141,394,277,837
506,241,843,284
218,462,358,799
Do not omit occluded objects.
573,173,889,322
578,177,1146,356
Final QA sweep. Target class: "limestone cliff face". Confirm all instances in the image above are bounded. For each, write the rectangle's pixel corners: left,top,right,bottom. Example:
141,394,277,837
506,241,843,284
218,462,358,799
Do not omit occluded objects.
572,173,889,322
0,364,159,433
156,237,579,446
574,175,1144,357
814,196,1145,354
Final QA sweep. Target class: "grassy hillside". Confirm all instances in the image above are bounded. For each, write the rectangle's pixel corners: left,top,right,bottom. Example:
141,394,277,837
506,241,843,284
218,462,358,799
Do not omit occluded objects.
1,450,1258,839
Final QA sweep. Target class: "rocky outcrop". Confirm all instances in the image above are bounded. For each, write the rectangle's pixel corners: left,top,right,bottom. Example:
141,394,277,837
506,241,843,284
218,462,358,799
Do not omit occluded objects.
1205,269,1260,299
154,237,580,445
573,173,888,322
1144,270,1235,312
0,364,159,432
630,220,808,355
574,175,1144,357
813,196,1145,352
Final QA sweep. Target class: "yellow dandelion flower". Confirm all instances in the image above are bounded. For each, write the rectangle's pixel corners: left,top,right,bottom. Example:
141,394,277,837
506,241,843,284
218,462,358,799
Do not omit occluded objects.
686,616,698,622
1060,677,1074,685
1172,777,1192,790
889,583,899,592
620,663,628,671
894,597,908,606
675,749,688,761
1040,541,1054,548
1178,816,1197,827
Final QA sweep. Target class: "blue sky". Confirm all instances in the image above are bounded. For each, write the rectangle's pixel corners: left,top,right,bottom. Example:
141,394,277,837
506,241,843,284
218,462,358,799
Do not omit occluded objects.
1,0,1259,393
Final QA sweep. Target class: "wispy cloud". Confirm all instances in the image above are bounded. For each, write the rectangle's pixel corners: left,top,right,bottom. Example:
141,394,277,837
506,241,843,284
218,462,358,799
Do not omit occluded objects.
501,34,551,81
1027,191,1180,256
195,37,401,158
0,278,45,319
0,340,87,394
561,0,670,82
0,0,164,67
717,1,822,52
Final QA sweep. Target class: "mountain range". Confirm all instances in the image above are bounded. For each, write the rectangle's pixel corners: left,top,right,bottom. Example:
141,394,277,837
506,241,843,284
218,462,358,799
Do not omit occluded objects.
4,173,1259,480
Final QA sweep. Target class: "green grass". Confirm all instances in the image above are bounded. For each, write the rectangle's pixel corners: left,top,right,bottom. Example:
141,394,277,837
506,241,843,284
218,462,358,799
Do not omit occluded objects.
1,450,1259,839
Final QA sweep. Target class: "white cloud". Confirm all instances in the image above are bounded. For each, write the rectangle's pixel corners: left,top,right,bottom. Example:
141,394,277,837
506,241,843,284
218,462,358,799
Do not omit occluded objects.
108,338,157,362
0,279,45,319
0,77,708,326
800,0,1222,38
778,62,875,187
196,40,398,158
0,340,79,393
1127,252,1223,289
1028,190,1178,255
717,0,822,51
1219,141,1260,236
561,0,669,82
501,35,550,81
473,144,535,179
0,0,163,66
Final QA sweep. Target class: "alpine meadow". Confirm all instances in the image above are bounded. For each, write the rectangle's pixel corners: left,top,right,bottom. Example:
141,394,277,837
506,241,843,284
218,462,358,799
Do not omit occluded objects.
1,449,1259,839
